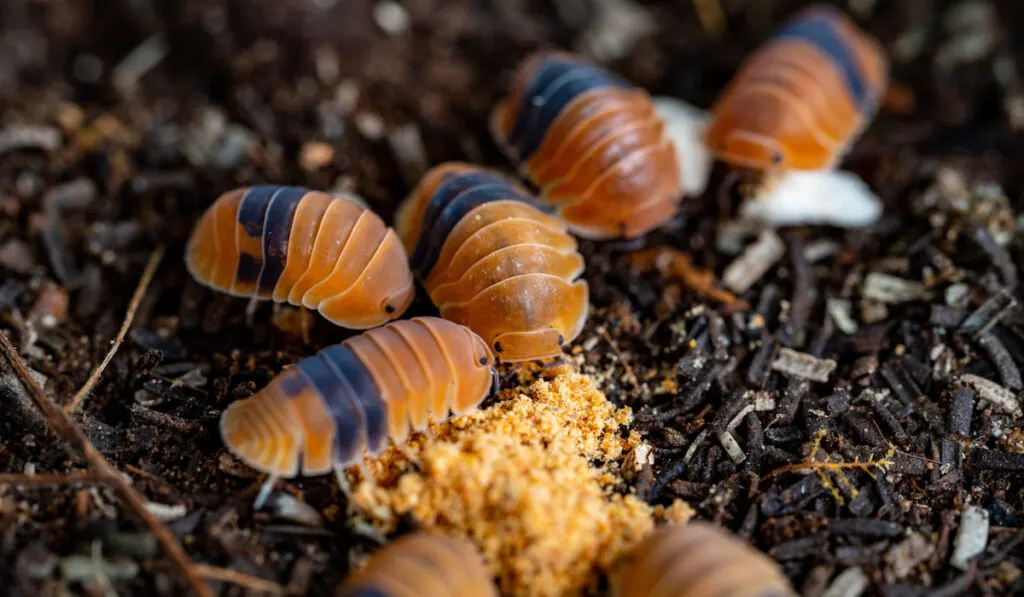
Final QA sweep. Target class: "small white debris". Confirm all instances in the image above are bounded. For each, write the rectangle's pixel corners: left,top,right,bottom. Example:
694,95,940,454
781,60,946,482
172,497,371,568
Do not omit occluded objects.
625,442,654,479
0,125,61,155
387,123,428,186
772,347,837,383
60,555,139,582
373,1,411,36
753,392,777,411
722,229,785,294
740,169,883,228
112,35,169,95
682,429,708,465
958,374,1021,416
717,431,746,464
827,298,859,335
266,492,325,527
651,97,713,196
885,533,935,580
951,504,990,570
822,567,869,597
862,272,933,303
804,239,843,263
945,283,970,307
354,112,385,140
726,404,754,431
143,501,187,522
578,0,656,62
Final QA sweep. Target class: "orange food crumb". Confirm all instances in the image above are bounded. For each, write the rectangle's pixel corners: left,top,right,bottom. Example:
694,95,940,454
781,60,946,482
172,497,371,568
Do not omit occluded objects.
352,373,692,597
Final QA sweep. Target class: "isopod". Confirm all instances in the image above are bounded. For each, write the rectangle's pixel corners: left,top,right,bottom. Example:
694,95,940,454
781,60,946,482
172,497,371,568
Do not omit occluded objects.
491,51,682,239
186,185,415,329
705,5,888,171
395,162,588,363
617,523,796,597
335,532,498,597
220,316,496,503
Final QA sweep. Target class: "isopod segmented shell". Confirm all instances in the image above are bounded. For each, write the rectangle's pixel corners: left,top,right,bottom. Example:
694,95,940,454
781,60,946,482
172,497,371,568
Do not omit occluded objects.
491,51,682,240
617,523,796,597
705,5,888,171
186,185,415,329
335,532,498,597
220,317,496,477
395,162,589,363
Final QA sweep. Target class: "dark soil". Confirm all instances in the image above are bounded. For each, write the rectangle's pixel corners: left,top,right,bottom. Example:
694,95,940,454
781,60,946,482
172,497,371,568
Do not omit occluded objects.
2,0,1024,595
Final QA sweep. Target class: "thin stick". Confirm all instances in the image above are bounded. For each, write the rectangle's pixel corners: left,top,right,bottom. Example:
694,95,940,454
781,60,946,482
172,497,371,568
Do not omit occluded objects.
193,563,285,595
0,472,108,486
65,245,165,414
0,332,213,597
761,458,895,481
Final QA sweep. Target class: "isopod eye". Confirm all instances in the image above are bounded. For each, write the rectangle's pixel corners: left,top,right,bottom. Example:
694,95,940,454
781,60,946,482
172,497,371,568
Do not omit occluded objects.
479,357,488,365
384,304,395,314
771,151,784,166
494,342,504,353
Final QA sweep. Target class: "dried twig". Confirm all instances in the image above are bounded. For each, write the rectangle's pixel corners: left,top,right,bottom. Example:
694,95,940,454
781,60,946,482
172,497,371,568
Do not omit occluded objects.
65,245,165,414
193,563,285,595
0,332,213,597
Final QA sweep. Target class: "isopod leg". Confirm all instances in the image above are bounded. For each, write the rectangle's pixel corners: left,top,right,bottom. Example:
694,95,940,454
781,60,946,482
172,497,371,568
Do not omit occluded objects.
254,474,278,510
246,297,260,327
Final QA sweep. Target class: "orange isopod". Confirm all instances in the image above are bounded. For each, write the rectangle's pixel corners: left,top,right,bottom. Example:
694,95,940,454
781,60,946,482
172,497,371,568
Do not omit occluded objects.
490,51,682,240
705,5,888,171
395,162,588,363
617,523,796,597
186,185,415,329
335,532,498,597
220,317,496,491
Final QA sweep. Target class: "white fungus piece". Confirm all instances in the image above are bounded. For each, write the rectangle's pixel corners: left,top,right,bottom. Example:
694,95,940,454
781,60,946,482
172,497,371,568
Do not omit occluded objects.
740,169,883,228
951,504,990,570
821,567,870,597
651,96,713,197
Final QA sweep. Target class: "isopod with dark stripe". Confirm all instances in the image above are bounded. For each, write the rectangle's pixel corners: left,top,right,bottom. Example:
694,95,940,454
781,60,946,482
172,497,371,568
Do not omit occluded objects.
186,185,415,329
220,316,496,503
617,523,796,597
491,51,683,239
705,5,888,171
395,162,588,363
335,532,498,597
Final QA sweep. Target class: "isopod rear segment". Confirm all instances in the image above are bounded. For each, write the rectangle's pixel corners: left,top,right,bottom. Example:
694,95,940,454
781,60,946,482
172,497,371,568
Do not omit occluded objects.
335,532,498,597
186,185,415,329
395,162,589,363
491,51,683,239
220,317,496,480
705,5,888,171
617,523,796,597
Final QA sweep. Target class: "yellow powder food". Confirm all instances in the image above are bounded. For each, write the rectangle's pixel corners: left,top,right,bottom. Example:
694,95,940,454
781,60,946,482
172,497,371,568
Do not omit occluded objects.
351,373,694,597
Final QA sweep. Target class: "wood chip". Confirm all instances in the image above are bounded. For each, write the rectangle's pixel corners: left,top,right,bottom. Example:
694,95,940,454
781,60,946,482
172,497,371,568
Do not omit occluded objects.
957,373,1021,416
772,347,837,383
722,229,785,294
717,430,746,464
862,272,933,303
950,504,990,570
